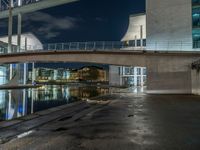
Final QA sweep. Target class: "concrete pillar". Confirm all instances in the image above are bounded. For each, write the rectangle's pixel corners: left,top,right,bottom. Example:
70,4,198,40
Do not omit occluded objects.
134,68,137,86
9,64,13,80
22,89,26,115
134,36,137,47
141,68,144,86
23,63,27,85
146,56,193,94
31,90,34,113
0,0,2,11
191,70,200,95
8,0,14,80
140,25,143,48
32,63,35,85
8,0,13,53
17,13,22,52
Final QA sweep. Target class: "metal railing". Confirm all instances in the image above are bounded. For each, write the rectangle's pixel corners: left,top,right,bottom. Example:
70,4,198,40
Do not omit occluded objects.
0,41,145,54
42,41,143,51
1,41,200,54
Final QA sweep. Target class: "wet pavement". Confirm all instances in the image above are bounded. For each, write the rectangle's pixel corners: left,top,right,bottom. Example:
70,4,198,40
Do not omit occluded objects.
1,91,200,150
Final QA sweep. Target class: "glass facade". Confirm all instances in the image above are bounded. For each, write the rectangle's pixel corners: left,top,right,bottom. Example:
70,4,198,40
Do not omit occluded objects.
192,0,200,48
121,67,147,86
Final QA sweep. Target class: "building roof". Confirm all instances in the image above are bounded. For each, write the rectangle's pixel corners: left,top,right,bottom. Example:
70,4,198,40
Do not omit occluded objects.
0,33,43,50
121,13,146,42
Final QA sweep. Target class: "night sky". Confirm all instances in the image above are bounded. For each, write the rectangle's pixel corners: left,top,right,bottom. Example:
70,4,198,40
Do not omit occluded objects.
0,0,145,43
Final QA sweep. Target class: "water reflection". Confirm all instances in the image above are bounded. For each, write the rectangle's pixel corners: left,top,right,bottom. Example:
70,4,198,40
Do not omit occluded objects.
0,85,109,121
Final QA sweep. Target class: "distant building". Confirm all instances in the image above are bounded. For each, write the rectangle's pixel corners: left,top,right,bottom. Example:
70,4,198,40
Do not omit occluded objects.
33,66,108,83
78,66,108,82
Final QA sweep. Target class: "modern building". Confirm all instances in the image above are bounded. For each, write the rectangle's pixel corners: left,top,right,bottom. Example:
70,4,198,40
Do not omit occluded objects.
109,13,147,87
0,33,42,85
146,0,200,50
0,33,43,52
33,66,108,83
121,13,146,49
109,66,146,87
78,66,108,82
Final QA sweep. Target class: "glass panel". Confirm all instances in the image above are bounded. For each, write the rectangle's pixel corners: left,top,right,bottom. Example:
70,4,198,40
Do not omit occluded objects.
193,0,200,6
192,0,200,48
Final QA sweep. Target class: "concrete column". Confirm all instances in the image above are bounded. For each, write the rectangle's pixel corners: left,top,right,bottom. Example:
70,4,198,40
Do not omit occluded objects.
25,37,27,51
9,64,13,80
146,56,193,94
134,68,137,86
0,0,2,11
31,90,34,113
140,25,143,48
191,70,200,95
17,13,22,52
8,0,13,53
22,89,26,115
141,68,144,86
134,36,137,47
8,0,14,80
32,63,35,85
23,63,27,85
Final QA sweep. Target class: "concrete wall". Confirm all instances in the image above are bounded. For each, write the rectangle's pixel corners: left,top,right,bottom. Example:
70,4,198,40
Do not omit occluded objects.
146,55,199,94
192,70,200,95
109,66,122,86
146,0,193,51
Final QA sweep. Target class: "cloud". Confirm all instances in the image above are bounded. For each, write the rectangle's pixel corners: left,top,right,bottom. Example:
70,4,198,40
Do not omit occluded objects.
23,12,80,39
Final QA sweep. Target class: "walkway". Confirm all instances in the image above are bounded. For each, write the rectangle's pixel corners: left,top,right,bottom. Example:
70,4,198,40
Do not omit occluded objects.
1,90,200,150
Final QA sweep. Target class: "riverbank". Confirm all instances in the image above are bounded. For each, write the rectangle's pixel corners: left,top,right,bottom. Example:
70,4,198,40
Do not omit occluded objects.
1,91,200,149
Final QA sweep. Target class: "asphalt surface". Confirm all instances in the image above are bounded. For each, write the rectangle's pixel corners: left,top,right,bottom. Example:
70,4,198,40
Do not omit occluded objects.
1,91,200,150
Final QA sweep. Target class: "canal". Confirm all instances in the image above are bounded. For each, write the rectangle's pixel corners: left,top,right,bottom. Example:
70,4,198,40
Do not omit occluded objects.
0,85,109,121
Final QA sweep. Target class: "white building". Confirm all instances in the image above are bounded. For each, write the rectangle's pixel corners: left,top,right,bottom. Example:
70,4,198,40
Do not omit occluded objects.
121,13,146,48
0,33,43,51
0,33,42,85
109,13,147,87
146,0,199,51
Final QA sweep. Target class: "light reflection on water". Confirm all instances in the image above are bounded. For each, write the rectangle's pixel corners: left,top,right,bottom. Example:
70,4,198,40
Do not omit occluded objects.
0,85,109,121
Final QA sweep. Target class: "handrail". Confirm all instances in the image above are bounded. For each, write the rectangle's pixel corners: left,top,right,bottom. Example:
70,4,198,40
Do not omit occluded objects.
1,40,200,54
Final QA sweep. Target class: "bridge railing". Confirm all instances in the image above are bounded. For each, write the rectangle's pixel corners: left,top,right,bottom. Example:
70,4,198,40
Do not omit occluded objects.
1,41,200,54
42,41,141,51
40,41,200,52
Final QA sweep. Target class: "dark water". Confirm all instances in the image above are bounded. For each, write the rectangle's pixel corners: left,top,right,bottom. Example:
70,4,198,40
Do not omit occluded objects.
0,85,109,121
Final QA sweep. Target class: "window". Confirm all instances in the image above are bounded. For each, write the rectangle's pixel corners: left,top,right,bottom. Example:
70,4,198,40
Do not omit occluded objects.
192,0,200,48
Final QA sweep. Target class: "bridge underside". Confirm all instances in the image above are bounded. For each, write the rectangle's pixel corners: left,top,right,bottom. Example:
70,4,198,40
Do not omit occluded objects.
1,50,200,95
0,0,78,19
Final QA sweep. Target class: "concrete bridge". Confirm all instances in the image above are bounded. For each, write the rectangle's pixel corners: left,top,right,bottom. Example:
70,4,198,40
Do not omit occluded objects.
0,47,200,95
